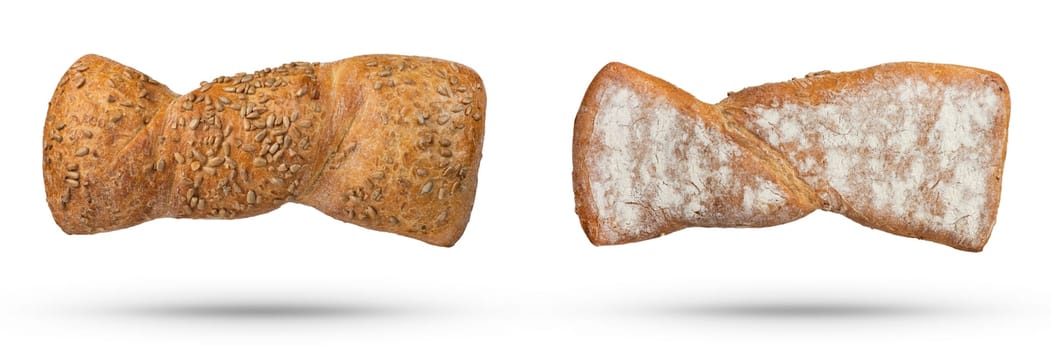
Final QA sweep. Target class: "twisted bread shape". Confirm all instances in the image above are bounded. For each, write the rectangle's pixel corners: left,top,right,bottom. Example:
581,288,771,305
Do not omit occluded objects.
43,54,485,246
573,62,1009,251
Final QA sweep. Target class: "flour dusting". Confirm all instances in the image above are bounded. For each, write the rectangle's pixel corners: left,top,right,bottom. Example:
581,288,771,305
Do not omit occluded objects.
587,83,786,242
746,78,1003,245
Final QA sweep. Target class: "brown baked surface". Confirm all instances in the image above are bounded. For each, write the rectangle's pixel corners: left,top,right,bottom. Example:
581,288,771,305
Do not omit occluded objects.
573,62,1009,251
43,54,486,246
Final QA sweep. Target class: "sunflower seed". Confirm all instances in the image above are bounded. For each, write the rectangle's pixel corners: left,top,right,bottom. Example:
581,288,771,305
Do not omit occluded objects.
254,130,268,142
442,165,458,177
190,149,204,162
206,157,224,167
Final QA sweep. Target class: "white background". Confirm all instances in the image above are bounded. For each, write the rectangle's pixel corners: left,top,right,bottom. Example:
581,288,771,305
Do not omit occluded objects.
2,1,1048,348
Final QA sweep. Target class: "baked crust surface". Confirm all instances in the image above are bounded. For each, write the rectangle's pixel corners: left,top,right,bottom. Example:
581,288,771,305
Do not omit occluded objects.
574,62,1009,251
43,54,486,246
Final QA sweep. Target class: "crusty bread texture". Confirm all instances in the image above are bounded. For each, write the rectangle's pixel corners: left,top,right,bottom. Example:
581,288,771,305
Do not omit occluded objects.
573,62,1009,251
43,54,486,246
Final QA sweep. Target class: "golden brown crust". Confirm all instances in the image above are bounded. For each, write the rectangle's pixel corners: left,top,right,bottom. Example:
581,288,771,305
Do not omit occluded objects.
43,54,486,246
43,54,178,233
573,62,1009,251
300,55,486,246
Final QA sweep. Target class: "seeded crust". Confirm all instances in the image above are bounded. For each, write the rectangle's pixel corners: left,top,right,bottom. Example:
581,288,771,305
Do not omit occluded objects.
573,62,1010,251
43,54,486,247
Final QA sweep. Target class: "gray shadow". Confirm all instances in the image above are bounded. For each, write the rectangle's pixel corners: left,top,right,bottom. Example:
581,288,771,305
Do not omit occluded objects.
659,301,952,319
75,294,432,321
621,294,985,321
113,301,405,320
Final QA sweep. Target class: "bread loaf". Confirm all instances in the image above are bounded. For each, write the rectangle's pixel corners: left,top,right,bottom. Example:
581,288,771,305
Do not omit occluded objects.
43,54,486,246
573,62,1009,251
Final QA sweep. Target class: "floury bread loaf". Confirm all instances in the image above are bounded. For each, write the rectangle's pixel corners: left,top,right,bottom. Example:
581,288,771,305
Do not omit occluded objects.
572,62,1010,251
43,54,485,246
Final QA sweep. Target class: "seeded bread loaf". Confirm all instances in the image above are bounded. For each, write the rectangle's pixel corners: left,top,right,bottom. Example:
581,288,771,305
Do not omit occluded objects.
573,62,1009,251
43,54,486,246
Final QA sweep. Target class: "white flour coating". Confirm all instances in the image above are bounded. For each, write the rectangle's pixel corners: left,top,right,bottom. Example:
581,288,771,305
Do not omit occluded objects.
743,179,786,215
588,84,784,242
747,78,1002,244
